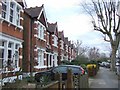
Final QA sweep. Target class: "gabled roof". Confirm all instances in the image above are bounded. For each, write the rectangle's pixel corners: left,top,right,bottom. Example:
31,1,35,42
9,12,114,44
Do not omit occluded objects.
47,22,58,34
68,41,71,47
25,4,48,27
25,6,43,18
64,37,69,45
58,31,64,41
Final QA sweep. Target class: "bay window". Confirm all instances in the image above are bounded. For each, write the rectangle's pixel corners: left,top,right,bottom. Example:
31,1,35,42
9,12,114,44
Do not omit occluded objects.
1,0,22,27
0,40,20,71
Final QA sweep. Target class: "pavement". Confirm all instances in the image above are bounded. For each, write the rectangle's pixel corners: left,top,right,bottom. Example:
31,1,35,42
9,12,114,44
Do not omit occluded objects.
89,67,120,89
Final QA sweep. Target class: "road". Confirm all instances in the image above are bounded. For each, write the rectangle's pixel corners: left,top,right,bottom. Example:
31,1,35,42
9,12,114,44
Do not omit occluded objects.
89,67,120,89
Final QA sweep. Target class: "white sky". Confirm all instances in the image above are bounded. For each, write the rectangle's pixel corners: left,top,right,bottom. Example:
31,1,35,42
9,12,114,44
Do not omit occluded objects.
25,0,110,55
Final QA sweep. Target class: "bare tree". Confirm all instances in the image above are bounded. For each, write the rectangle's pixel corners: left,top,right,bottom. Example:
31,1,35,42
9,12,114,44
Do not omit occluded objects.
82,0,120,71
74,40,88,56
88,47,100,61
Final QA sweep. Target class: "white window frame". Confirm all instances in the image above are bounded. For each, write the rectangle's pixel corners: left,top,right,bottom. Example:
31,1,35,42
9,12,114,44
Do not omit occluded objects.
47,32,49,45
38,22,46,41
37,48,45,67
16,6,20,26
53,35,58,47
8,42,13,62
54,53,58,66
1,0,22,27
14,44,19,68
9,2,15,23
1,0,7,19
0,40,21,72
0,41,5,70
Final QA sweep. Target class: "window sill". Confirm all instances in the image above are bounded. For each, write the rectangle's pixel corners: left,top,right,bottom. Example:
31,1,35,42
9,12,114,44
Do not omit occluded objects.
60,47,64,50
34,65,47,69
37,37,46,42
52,44,58,48
0,67,21,74
0,17,23,30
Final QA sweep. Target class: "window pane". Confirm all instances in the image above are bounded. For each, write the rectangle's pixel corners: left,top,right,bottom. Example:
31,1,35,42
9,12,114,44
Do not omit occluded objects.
0,49,4,68
10,2,14,8
2,3,6,11
10,9,13,16
8,50,12,59
8,42,12,48
2,2,7,19
15,51,19,68
15,44,19,49
2,11,6,19
17,7,20,12
0,41,4,46
10,16,13,22
0,49,4,59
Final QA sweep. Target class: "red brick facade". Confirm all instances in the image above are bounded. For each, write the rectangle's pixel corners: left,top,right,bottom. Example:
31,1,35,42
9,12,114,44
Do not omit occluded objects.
0,0,25,81
1,0,77,84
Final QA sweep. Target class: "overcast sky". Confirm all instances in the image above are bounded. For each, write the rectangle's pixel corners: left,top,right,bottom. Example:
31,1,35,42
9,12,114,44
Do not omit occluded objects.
25,0,110,55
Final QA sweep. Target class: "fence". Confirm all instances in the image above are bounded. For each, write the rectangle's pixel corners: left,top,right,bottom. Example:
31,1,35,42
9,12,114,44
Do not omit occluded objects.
36,69,89,89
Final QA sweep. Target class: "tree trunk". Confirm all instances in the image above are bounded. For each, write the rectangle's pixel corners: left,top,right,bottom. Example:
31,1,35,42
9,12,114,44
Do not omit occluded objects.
110,47,116,71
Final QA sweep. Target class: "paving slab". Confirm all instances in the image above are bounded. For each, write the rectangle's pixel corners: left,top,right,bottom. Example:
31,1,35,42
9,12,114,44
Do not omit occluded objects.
89,67,119,89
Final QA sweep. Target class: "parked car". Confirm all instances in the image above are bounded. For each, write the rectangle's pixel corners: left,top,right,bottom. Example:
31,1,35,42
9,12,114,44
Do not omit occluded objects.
35,65,85,82
100,62,110,68
116,62,120,76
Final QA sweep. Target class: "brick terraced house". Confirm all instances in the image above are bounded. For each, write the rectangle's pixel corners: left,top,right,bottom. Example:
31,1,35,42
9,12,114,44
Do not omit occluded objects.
64,37,69,61
23,5,48,75
0,0,77,85
0,0,26,84
47,22,59,67
58,31,65,65
71,43,77,61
